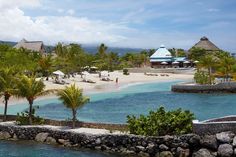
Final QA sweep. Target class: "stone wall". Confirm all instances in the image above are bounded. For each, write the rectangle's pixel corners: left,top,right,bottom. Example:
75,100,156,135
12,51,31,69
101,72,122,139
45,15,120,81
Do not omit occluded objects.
0,115,128,132
1,123,236,157
171,82,236,93
193,116,236,136
125,67,195,74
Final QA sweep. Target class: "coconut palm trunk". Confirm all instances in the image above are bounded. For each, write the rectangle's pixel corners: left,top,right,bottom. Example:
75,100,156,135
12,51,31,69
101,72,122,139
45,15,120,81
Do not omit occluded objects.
3,93,10,122
72,109,77,129
208,67,212,84
28,99,33,125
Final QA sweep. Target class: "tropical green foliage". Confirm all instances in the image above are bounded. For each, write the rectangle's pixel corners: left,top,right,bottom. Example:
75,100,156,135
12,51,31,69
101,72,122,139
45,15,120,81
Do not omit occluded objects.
188,47,208,60
169,48,186,57
38,55,53,77
16,108,45,125
127,106,195,136
194,71,210,84
57,84,89,128
0,68,17,121
0,42,153,77
197,55,218,84
216,56,236,81
194,51,236,84
123,69,129,75
15,76,54,125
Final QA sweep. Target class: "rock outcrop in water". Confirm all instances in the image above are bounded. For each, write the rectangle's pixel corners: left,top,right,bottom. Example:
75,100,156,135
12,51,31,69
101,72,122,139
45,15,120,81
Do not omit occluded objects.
1,123,236,157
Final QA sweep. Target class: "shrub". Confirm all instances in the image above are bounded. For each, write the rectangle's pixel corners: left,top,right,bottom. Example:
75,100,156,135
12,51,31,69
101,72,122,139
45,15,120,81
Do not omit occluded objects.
123,68,129,75
127,106,194,136
194,71,210,84
16,108,45,125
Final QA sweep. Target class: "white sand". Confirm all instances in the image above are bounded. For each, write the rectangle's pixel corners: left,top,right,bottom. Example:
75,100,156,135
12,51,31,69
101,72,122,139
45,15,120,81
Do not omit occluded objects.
44,71,193,92
0,71,193,107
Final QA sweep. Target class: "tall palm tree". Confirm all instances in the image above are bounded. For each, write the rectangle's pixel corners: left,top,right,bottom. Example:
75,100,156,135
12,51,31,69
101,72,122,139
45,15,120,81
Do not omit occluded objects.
38,55,53,80
0,68,16,121
198,55,217,84
98,43,107,59
16,76,55,124
217,56,236,81
57,84,89,129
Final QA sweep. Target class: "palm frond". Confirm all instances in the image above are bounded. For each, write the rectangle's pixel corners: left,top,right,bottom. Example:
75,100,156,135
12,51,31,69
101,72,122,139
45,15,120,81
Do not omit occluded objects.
57,84,89,110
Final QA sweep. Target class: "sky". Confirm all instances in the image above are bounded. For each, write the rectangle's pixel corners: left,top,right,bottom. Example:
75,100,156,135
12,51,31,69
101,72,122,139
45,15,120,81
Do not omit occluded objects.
0,0,236,52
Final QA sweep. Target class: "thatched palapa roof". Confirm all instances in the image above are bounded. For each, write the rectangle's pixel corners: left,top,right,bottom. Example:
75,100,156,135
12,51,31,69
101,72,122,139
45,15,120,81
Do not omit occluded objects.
191,36,220,51
14,39,46,54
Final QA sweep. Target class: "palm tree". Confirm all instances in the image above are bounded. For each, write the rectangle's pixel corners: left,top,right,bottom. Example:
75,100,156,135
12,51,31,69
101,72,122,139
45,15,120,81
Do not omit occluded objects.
198,55,217,84
217,56,236,81
0,68,16,121
16,76,55,124
57,84,89,128
38,55,53,80
98,43,107,59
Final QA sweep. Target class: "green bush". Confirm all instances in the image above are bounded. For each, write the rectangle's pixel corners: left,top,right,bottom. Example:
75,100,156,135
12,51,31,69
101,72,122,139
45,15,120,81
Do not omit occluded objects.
194,71,210,84
123,68,129,75
127,106,194,136
16,108,45,125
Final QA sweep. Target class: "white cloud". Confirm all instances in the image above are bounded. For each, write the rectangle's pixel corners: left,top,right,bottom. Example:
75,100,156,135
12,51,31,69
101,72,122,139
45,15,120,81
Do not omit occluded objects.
57,8,64,13
0,0,41,10
0,6,128,45
0,0,235,52
67,9,75,15
207,8,220,12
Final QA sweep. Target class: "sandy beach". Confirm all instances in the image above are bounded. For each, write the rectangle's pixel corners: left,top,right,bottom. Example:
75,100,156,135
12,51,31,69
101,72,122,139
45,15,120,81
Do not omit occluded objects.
44,71,193,92
0,71,193,107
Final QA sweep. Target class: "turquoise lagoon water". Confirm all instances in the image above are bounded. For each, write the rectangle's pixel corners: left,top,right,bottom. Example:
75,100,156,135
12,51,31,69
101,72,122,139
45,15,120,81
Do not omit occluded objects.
0,140,120,157
1,80,236,123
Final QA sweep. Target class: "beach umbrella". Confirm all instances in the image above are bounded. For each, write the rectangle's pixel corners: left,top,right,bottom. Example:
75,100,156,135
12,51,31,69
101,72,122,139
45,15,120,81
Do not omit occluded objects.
82,66,90,70
53,70,65,76
90,66,98,69
172,61,179,64
183,61,190,64
161,61,168,65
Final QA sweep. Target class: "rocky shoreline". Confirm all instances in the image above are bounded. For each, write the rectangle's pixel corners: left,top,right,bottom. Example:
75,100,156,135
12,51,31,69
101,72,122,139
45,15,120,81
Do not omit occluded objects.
171,82,236,93
1,123,236,157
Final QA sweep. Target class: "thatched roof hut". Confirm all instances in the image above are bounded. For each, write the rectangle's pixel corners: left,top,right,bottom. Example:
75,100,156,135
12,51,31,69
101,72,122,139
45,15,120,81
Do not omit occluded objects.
14,39,46,54
191,36,220,51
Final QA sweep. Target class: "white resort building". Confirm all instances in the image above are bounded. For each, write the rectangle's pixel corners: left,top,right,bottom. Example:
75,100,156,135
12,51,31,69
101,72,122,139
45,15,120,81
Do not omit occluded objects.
150,45,189,68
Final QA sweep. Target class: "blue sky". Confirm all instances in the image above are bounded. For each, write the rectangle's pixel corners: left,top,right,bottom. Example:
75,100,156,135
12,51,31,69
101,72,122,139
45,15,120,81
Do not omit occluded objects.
0,0,236,52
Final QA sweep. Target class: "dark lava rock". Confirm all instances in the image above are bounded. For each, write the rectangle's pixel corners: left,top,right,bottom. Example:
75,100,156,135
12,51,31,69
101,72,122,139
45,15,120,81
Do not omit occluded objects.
216,131,235,144
200,135,218,150
217,144,233,157
192,148,215,157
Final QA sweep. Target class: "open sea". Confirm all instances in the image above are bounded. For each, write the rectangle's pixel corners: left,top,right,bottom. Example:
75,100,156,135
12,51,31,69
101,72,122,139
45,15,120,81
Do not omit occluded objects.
1,80,236,156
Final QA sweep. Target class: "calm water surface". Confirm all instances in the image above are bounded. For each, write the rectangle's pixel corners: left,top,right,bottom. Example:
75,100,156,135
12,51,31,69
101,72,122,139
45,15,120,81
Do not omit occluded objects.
2,80,236,123
0,141,120,157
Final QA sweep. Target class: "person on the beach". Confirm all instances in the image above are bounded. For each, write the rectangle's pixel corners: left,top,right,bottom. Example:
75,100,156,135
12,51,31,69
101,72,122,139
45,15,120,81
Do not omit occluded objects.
116,77,119,84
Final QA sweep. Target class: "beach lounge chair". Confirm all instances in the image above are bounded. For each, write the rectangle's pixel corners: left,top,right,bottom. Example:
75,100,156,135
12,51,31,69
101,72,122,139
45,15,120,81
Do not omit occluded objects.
55,79,65,85
82,78,96,84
